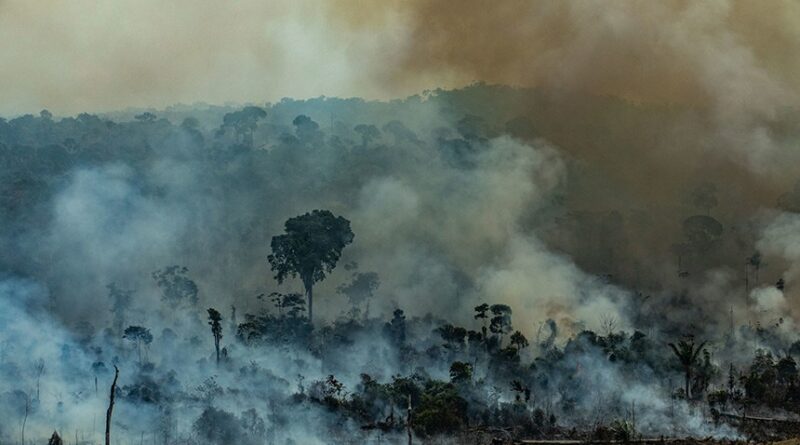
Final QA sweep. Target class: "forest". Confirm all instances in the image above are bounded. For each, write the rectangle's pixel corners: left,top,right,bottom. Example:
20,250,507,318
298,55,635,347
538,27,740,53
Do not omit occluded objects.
2,83,800,444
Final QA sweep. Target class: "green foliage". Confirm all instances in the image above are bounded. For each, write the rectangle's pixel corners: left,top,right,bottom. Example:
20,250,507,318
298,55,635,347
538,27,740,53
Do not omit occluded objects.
609,419,635,442
436,323,467,350
412,381,468,437
489,304,512,337
449,361,473,383
220,106,266,146
268,209,354,321
268,210,354,286
122,325,152,344
193,407,243,445
510,331,529,351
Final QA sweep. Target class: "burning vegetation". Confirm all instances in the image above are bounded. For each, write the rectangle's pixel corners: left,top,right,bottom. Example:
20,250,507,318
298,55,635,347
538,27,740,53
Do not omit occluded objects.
2,84,800,444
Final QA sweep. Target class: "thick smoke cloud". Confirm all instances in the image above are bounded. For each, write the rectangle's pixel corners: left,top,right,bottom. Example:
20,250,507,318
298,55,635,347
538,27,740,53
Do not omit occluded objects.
3,1,800,442
0,0,409,115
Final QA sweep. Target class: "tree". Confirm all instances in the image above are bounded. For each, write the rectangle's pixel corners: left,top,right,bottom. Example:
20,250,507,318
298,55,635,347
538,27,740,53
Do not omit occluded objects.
105,365,119,445
207,308,223,365
687,182,718,215
123,326,153,365
107,283,132,335
668,337,706,400
292,115,323,145
436,324,467,350
449,361,473,383
337,271,380,317
354,124,381,147
48,431,63,445
474,303,489,339
385,309,407,346
489,304,513,345
134,112,157,122
33,359,45,401
193,407,244,445
268,210,354,322
152,266,198,308
682,215,723,254
221,106,266,146
747,251,763,285
510,331,529,351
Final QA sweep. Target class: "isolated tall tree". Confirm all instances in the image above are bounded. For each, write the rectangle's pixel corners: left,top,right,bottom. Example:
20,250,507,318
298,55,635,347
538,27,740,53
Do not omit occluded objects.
123,326,153,365
107,283,132,335
207,308,223,365
268,210,354,322
105,365,119,445
668,337,706,400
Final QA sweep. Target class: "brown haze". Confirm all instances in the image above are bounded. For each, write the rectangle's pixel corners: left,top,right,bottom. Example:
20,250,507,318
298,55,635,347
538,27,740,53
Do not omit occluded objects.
3,1,799,114
3,0,800,327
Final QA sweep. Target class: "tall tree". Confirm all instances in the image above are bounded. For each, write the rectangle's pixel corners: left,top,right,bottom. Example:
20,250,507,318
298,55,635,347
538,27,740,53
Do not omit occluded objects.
207,308,223,365
105,365,119,445
337,271,380,318
668,337,706,400
220,106,266,146
152,266,198,309
123,326,153,365
107,283,132,335
268,210,354,322
510,331,529,351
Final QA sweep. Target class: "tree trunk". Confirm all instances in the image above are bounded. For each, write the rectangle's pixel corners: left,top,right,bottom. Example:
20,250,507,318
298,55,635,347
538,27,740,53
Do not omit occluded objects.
406,394,413,445
21,394,28,445
685,368,691,400
106,365,119,445
303,277,313,322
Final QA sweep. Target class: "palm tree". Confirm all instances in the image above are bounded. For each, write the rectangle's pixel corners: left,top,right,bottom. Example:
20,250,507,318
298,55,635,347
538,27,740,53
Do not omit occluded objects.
668,337,706,400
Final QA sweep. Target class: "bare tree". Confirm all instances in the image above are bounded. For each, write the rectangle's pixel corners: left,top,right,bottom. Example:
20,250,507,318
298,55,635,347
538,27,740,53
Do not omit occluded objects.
406,394,413,445
106,365,119,445
34,358,45,401
21,392,29,445
600,313,618,337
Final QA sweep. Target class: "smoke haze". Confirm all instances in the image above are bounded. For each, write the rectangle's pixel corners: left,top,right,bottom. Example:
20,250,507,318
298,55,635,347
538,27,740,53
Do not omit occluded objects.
3,1,800,443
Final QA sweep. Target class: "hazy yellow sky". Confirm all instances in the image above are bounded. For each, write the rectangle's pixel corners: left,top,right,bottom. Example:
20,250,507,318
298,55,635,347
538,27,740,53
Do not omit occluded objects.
1,0,799,115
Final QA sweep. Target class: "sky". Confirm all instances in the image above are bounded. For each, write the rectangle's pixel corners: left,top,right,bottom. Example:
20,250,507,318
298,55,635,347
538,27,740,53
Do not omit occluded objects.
2,0,800,116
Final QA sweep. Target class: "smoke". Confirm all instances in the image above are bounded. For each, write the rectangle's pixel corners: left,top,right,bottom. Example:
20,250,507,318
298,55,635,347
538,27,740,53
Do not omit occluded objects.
0,0,410,115
3,1,800,440
5,1,800,126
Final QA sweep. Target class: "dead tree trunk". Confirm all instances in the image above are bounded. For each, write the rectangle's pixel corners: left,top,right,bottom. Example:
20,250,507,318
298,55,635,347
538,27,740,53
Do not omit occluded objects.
303,276,314,323
21,393,29,445
406,394,412,445
106,365,119,445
